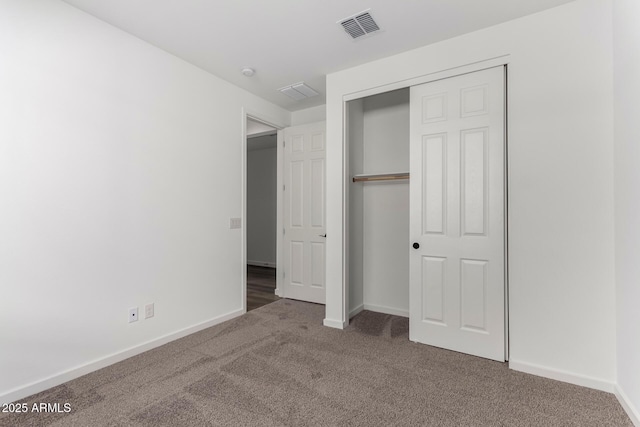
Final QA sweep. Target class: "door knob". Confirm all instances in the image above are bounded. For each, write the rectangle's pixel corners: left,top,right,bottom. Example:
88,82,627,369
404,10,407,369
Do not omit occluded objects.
413,242,420,249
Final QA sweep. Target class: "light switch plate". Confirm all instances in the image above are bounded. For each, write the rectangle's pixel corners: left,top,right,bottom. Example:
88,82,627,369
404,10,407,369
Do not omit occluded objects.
229,218,241,229
145,303,154,319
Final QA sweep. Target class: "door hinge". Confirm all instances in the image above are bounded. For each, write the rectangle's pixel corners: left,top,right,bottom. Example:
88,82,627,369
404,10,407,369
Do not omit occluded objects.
283,184,285,191
283,228,286,235
283,140,285,147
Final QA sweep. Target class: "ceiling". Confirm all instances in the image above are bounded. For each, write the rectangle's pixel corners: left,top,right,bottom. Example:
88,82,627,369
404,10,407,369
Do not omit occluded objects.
247,118,276,136
61,0,575,112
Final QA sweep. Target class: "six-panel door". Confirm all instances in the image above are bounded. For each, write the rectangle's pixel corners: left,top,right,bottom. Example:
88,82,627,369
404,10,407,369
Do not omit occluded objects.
409,67,506,361
283,122,326,304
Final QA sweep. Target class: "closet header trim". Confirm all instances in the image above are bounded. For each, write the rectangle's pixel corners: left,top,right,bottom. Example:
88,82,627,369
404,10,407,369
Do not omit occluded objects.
342,55,510,102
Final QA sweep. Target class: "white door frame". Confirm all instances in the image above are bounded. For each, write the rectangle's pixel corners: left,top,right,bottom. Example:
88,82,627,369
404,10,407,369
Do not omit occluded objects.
341,57,510,359
241,109,286,313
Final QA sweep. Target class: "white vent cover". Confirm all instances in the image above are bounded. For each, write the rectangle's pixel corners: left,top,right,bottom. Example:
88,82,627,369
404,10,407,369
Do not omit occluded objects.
338,10,380,40
278,82,319,101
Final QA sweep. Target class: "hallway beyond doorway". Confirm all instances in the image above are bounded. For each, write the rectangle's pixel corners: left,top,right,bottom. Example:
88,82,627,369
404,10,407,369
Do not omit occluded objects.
247,265,279,311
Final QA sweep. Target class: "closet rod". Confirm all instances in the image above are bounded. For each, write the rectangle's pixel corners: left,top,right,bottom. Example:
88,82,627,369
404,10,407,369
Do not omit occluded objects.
352,172,410,183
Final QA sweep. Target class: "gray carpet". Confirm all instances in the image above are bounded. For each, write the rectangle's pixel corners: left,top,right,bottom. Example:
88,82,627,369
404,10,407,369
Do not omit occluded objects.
0,300,632,426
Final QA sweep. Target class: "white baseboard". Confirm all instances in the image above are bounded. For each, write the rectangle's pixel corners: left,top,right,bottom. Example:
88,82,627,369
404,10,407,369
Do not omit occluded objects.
326,304,406,329
509,359,615,393
275,288,283,297
247,260,276,268
0,308,244,405
363,303,409,318
323,318,347,329
615,384,640,426
349,304,364,318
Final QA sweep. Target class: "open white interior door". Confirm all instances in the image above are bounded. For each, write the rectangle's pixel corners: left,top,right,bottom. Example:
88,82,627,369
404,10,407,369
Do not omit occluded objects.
282,121,326,304
409,66,506,361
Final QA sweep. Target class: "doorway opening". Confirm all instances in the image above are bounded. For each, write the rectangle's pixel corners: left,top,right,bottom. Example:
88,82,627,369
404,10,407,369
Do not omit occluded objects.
246,117,280,311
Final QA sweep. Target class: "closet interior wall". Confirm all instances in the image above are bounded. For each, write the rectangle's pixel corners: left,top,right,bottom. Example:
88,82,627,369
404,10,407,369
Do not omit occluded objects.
348,88,410,318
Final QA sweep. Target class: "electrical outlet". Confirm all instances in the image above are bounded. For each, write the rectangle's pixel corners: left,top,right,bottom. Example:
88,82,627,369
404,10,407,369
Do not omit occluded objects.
145,303,154,319
129,307,138,323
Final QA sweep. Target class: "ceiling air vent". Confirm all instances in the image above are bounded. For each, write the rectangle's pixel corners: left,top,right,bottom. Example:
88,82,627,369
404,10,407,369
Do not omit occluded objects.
278,82,319,101
339,10,380,40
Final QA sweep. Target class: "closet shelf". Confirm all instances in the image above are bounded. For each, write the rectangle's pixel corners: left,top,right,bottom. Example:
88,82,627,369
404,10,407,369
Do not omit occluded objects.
352,172,410,183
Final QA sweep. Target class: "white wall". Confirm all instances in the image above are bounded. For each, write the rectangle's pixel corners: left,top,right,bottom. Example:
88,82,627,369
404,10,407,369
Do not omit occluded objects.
361,90,410,316
613,0,640,422
347,100,365,315
247,143,277,267
290,105,326,126
0,0,289,403
347,90,410,318
326,0,616,390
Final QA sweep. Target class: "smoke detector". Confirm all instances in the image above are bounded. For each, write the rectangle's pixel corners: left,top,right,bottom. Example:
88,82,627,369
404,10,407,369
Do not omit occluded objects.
338,9,381,40
241,67,255,77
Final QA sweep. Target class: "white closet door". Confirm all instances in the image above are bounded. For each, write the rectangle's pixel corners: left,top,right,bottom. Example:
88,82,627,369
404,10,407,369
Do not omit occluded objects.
409,66,505,361
283,121,326,304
